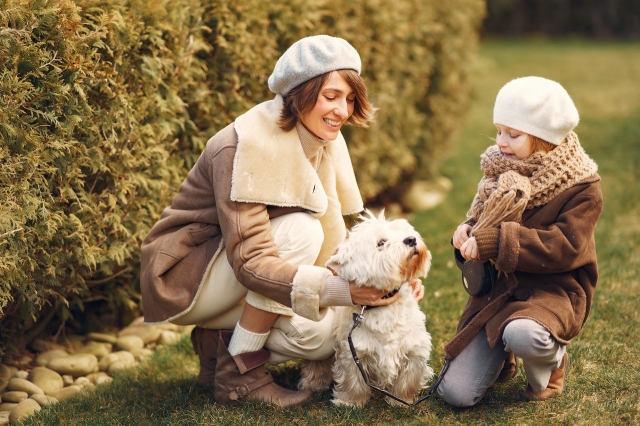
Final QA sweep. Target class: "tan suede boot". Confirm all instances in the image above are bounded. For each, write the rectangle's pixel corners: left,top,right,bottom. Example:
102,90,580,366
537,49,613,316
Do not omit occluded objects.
191,327,219,387
496,352,518,382
524,353,570,401
214,330,312,407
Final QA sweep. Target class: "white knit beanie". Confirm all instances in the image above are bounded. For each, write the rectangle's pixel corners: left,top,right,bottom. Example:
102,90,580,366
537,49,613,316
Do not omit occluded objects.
493,76,579,145
268,35,361,96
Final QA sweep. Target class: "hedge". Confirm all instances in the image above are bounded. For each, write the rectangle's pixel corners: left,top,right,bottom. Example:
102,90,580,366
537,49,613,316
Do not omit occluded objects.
0,0,484,359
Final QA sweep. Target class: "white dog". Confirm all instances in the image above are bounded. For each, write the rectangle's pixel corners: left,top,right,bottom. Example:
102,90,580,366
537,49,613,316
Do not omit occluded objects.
298,210,434,407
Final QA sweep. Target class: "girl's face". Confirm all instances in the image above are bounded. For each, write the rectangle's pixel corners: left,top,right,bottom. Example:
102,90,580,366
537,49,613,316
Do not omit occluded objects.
300,71,355,141
495,124,534,160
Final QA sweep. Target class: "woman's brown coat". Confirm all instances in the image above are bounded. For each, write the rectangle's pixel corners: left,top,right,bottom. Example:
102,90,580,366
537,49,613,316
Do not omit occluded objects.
140,97,363,324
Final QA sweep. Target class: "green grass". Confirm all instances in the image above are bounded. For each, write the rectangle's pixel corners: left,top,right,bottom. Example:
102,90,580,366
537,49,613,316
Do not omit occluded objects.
23,40,640,425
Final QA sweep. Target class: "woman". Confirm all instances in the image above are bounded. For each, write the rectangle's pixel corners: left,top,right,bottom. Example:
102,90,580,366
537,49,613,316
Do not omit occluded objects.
140,35,416,407
439,76,602,406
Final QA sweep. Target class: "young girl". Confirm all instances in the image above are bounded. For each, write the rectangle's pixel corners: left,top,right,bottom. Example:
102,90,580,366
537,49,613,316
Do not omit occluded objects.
438,76,603,406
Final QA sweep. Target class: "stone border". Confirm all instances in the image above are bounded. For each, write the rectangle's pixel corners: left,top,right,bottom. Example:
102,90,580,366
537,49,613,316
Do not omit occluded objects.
0,317,193,425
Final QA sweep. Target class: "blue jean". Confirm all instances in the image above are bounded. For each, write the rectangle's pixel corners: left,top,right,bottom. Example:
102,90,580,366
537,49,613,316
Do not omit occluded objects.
437,319,566,407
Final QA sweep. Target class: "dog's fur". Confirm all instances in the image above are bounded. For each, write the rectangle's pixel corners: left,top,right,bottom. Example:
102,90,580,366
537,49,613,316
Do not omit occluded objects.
298,210,434,407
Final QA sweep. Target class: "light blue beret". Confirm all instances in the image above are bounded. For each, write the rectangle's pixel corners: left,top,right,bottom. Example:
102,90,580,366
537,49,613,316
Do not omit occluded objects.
268,35,361,96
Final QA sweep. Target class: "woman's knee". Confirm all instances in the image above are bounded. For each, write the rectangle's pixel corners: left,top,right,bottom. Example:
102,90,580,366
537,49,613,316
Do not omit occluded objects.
271,213,324,264
267,309,335,361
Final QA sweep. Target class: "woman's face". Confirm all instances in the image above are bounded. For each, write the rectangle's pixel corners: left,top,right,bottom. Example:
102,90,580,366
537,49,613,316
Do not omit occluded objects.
495,124,533,160
300,71,355,141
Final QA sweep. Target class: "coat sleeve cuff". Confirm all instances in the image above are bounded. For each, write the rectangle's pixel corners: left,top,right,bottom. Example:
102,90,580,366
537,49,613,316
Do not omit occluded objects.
291,265,332,321
495,221,520,273
319,275,354,307
472,227,500,262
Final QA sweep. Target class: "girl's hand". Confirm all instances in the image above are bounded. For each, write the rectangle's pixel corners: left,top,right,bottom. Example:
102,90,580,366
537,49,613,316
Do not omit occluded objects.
409,278,425,302
349,281,400,306
452,224,472,249
460,236,479,260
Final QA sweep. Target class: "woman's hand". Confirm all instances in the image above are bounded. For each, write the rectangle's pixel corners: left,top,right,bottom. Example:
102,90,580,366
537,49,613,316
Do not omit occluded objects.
349,281,400,306
409,278,425,302
459,236,479,261
452,224,472,249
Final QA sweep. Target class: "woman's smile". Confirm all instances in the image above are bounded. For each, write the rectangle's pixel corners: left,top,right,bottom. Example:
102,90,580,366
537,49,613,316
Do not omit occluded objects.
300,71,355,140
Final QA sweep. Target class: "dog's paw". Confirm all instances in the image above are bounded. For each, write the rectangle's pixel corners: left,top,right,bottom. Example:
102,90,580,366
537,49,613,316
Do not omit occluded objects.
331,398,362,407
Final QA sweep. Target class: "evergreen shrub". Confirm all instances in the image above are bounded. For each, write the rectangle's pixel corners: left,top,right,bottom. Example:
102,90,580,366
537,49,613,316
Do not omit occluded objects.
0,0,483,358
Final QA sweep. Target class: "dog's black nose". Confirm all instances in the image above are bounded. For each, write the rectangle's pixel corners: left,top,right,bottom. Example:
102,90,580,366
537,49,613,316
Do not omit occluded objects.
403,237,417,247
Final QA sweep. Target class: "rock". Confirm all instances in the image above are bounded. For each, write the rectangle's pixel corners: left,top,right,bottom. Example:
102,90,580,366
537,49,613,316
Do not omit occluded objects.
74,377,94,389
47,385,81,402
0,366,14,393
114,335,144,352
1,391,28,403
7,378,44,396
128,316,145,326
0,366,17,382
75,342,110,359
0,403,17,412
13,371,28,380
400,177,453,212
35,349,70,366
28,367,64,394
86,372,111,385
98,351,135,372
86,332,117,344
62,335,86,349
130,348,154,362
9,398,41,424
18,356,32,366
30,338,67,353
155,323,180,332
47,354,99,377
118,326,161,345
158,331,181,345
29,394,58,406
0,411,8,426
62,375,74,386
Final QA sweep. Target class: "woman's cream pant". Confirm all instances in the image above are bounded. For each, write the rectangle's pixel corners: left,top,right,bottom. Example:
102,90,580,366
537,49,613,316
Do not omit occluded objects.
172,213,335,364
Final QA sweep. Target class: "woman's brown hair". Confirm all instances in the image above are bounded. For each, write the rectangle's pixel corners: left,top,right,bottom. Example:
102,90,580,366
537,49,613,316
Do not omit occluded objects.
277,69,377,132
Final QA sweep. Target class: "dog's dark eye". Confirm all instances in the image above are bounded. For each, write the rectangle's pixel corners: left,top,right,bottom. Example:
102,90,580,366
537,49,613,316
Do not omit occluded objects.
377,239,386,247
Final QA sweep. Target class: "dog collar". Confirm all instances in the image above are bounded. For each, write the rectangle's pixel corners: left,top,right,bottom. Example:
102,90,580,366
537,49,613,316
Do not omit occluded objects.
362,287,400,310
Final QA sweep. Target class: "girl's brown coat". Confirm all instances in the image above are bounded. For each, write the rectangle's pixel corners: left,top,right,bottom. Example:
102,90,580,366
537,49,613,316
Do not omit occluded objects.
445,177,603,359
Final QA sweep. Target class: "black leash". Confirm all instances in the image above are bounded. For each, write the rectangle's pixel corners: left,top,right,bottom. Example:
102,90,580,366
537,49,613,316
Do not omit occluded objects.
347,305,450,406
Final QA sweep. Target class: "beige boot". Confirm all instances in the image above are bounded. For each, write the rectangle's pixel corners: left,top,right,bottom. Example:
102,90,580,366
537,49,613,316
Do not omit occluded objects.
524,353,570,401
496,352,518,382
214,330,312,407
191,327,218,387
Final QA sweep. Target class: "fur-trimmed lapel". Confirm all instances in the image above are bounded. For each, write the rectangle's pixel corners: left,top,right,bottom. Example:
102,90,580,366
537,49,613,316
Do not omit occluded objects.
232,95,363,216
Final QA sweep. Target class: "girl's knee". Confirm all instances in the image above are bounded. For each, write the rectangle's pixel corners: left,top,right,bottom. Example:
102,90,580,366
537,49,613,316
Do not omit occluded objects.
503,319,553,355
437,381,481,408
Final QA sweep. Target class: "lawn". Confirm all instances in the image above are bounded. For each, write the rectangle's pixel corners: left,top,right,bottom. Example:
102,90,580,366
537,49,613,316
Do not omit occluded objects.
23,40,640,425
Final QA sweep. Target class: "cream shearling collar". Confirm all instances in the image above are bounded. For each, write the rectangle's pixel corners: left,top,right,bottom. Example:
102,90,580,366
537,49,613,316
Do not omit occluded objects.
232,95,363,216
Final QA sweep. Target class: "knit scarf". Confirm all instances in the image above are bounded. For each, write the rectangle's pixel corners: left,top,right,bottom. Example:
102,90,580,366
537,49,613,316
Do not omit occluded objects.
467,132,598,234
